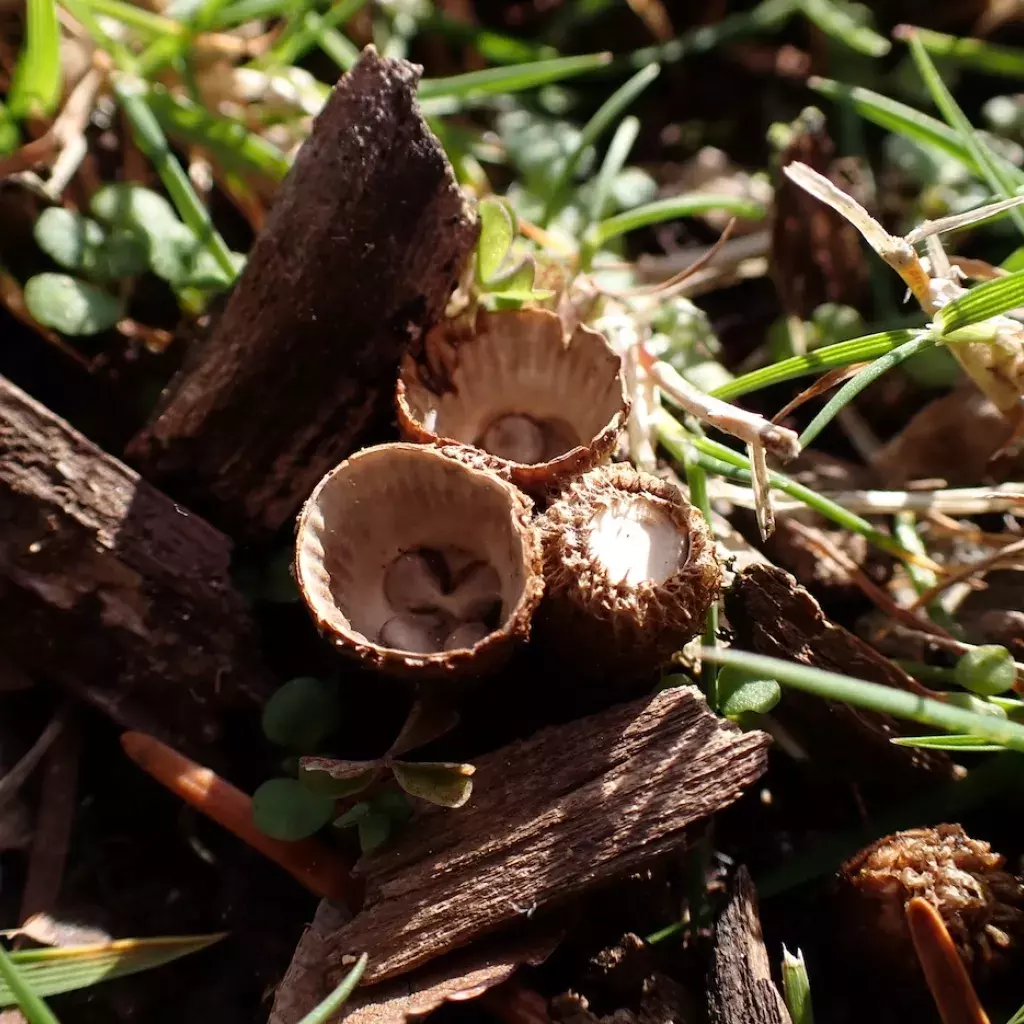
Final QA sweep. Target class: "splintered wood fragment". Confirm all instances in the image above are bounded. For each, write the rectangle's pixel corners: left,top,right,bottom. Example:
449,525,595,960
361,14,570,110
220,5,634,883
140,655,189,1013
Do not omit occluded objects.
708,867,791,1024
320,688,769,987
128,47,478,538
0,374,271,748
725,564,957,792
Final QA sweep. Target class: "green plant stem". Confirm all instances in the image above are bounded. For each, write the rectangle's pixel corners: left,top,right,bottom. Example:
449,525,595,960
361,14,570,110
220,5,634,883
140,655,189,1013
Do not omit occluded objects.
418,52,612,101
585,115,639,235
798,0,889,57
892,515,960,633
798,333,936,447
702,648,1024,751
258,0,366,68
682,449,718,709
541,62,659,226
112,76,236,279
909,25,1024,78
8,0,61,120
0,945,61,1024
904,28,1024,239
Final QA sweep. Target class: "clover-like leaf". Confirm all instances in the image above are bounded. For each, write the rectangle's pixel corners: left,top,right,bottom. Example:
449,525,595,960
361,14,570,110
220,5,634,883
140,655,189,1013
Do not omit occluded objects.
475,195,517,285
251,778,335,840
387,698,460,759
90,183,179,236
262,676,342,751
334,801,392,854
24,273,120,335
392,761,475,808
300,756,382,798
483,252,536,293
717,666,782,721
34,207,106,273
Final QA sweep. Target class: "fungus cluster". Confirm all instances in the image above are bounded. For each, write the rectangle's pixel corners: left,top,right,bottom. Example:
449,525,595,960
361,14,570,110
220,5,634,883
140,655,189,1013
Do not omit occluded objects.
295,308,724,684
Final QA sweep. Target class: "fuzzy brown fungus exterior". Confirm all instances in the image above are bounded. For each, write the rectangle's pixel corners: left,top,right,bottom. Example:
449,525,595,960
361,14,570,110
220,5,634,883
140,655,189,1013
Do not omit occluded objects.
839,824,1024,976
295,443,544,680
536,463,723,683
396,308,629,494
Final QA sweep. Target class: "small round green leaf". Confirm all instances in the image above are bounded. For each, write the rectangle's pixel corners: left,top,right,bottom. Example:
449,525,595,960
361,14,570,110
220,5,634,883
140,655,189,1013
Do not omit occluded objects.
99,230,151,279
717,666,782,721
90,184,179,235
392,761,475,808
24,273,120,336
262,677,342,750
34,207,106,274
475,195,517,285
251,778,334,840
955,645,1017,697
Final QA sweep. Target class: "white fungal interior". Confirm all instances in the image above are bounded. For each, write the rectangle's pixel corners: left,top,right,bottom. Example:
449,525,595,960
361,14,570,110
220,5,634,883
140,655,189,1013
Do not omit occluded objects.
298,446,528,656
404,314,623,465
586,498,688,588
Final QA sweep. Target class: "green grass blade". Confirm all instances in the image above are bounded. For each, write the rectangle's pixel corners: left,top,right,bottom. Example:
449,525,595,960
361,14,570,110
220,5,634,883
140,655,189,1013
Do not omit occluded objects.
623,0,798,69
891,735,1004,751
297,954,367,1024
420,13,554,63
798,0,889,57
304,12,360,71
682,448,719,708
701,648,1024,752
586,115,639,230
0,101,18,155
809,77,1024,188
904,28,1024,238
213,0,292,27
798,333,937,447
112,75,236,279
74,0,183,36
0,946,61,1023
1,935,225,1007
781,947,814,1024
144,84,291,181
8,0,62,120
585,194,765,253
257,0,366,68
58,0,137,70
712,329,922,400
909,26,1024,78
417,52,612,100
935,269,1024,333
542,62,659,225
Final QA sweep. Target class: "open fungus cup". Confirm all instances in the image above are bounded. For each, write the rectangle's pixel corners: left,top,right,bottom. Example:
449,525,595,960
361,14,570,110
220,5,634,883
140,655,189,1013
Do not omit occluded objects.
396,308,629,493
538,463,723,680
295,443,544,680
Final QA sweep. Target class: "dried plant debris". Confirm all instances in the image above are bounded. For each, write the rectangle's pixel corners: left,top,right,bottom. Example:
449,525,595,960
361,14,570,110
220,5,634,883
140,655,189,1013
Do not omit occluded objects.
839,825,1024,976
725,564,957,792
771,108,868,319
318,688,768,986
538,463,723,683
708,868,791,1024
295,443,544,680
397,309,628,493
271,905,560,1024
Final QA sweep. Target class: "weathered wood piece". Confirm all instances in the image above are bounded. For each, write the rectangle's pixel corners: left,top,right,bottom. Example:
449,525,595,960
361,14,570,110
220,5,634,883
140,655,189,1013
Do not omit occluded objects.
128,47,478,538
725,563,955,789
0,375,271,747
321,688,769,987
707,867,791,1024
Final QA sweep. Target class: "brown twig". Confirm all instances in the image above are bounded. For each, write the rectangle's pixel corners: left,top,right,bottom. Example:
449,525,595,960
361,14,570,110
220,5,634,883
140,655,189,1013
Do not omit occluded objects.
906,897,990,1024
906,538,1024,614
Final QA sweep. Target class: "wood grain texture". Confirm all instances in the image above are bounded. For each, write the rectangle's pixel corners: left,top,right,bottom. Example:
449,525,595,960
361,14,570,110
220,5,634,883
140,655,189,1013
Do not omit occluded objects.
128,47,478,538
0,374,271,747
725,563,956,791
322,687,769,986
708,867,791,1024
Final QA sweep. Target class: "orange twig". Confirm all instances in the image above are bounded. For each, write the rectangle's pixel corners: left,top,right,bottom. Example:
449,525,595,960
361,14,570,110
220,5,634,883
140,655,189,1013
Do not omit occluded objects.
121,732,358,907
907,897,990,1024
